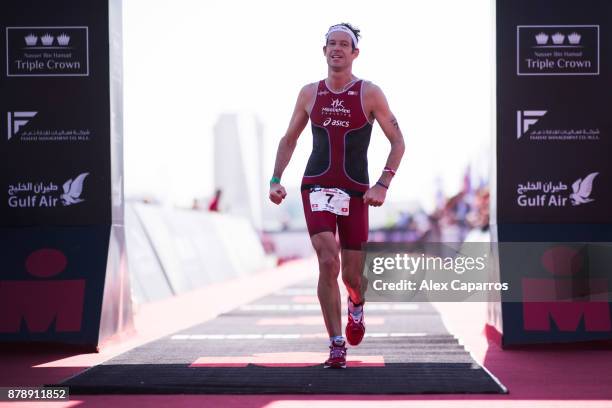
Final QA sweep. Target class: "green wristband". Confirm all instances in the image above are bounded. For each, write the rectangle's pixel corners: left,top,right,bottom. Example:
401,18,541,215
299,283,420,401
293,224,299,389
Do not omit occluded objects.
270,176,281,185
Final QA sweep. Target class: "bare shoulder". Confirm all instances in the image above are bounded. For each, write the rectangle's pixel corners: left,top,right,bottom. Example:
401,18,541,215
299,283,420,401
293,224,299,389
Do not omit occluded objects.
300,82,318,99
362,81,388,121
297,82,318,113
362,80,385,99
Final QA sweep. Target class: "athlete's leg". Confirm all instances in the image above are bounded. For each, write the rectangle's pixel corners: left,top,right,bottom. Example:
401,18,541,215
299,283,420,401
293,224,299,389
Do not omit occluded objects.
301,190,343,338
338,195,369,302
311,232,342,337
341,249,365,304
338,195,369,346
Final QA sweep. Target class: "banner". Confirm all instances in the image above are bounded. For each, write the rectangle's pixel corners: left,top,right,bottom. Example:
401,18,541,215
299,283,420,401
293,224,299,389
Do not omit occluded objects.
0,0,129,349
1,1,111,225
495,0,612,345
497,1,612,224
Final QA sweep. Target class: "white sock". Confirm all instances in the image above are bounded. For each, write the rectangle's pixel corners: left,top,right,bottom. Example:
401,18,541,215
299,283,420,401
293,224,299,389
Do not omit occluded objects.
330,335,345,345
348,297,363,317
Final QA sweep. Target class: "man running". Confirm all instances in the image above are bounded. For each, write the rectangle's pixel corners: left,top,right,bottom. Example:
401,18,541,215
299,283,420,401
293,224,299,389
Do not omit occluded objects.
269,23,405,368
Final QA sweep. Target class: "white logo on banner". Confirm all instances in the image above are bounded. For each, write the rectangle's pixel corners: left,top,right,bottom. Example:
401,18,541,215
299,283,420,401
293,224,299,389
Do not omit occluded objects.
515,109,600,142
7,26,89,77
516,110,547,139
24,32,71,47
61,173,89,206
567,32,582,45
6,110,91,143
516,172,598,208
517,25,599,76
535,32,549,45
7,111,38,140
570,172,598,206
7,172,89,208
534,31,582,46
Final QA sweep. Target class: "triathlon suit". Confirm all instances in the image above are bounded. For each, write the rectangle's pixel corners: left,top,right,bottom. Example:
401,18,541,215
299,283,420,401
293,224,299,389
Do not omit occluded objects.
301,79,373,250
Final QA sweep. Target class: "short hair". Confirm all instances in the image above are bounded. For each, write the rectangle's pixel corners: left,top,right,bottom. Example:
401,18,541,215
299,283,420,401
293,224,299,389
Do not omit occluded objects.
326,22,361,51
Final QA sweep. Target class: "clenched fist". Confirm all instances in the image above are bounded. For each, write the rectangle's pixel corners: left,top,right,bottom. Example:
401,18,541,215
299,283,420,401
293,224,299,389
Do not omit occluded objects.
363,184,386,207
269,183,287,205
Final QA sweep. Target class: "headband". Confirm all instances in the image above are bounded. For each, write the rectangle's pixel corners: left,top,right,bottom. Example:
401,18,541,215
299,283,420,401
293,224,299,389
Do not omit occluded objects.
325,25,358,47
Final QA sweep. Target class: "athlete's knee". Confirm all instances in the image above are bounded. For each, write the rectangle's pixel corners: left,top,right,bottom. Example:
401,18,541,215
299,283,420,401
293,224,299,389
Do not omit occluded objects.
318,260,339,290
313,235,339,268
317,250,340,275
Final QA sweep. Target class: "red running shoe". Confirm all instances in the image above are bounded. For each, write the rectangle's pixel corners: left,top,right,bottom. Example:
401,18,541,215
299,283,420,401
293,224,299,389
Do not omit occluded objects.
345,299,365,346
324,340,347,369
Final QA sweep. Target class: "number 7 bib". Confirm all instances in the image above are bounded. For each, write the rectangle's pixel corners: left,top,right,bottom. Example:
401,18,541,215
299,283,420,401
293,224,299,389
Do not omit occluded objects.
309,187,350,216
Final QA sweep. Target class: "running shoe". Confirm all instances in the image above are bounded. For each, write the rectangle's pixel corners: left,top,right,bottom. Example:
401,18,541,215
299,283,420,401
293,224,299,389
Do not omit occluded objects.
324,340,347,369
345,298,365,346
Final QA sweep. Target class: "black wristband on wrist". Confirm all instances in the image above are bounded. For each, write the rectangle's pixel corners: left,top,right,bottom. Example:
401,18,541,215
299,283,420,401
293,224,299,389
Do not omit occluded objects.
376,181,389,189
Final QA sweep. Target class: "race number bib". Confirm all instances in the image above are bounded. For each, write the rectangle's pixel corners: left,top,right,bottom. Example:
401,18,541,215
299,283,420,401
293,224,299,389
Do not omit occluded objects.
309,188,350,216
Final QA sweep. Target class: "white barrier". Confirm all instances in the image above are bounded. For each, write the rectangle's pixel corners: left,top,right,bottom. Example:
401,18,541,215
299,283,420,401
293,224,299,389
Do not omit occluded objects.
126,202,267,303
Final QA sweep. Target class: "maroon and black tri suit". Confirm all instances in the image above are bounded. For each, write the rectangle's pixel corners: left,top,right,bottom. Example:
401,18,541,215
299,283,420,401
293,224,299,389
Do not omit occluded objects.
301,79,373,250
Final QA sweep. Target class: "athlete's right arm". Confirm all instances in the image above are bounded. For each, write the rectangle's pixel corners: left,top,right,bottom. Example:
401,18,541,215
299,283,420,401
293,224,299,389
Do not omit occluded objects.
269,84,315,205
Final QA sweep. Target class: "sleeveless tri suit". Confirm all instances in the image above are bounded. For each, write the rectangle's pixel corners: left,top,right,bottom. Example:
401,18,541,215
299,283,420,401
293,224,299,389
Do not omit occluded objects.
300,79,373,250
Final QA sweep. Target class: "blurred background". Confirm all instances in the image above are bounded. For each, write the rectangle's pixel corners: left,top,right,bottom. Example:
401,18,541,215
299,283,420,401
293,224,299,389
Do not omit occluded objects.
122,0,493,269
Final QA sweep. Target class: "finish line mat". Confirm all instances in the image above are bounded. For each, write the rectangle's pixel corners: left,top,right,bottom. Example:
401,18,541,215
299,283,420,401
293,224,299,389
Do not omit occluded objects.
60,282,507,394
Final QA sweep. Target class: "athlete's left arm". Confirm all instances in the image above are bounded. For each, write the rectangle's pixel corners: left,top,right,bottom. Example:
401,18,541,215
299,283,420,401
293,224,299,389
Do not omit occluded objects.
363,83,405,206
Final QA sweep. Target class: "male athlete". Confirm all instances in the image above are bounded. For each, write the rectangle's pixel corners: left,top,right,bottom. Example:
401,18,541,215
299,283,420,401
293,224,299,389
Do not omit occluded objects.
269,23,405,368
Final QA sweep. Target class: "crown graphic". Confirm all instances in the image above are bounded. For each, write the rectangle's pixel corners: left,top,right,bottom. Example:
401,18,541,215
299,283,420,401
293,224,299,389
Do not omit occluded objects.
535,32,549,45
41,33,54,46
551,32,565,45
568,32,581,45
24,34,38,46
57,33,70,46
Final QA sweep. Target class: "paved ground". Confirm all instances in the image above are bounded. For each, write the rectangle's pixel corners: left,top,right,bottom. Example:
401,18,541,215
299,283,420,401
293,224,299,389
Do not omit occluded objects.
60,280,505,394
2,259,612,407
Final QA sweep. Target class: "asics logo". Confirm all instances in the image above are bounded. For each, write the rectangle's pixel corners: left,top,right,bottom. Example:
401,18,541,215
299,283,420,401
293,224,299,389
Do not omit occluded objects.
323,117,350,128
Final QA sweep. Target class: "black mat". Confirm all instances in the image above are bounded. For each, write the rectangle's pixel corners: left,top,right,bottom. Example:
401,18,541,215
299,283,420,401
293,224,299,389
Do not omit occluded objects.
60,281,507,394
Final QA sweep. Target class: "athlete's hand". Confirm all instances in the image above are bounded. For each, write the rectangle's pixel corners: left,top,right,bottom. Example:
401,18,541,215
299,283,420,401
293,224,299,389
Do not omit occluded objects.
269,183,287,205
364,185,387,207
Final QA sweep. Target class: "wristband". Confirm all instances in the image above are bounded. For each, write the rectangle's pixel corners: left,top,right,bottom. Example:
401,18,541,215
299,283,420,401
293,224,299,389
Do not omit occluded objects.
383,167,396,176
270,176,281,185
376,181,389,189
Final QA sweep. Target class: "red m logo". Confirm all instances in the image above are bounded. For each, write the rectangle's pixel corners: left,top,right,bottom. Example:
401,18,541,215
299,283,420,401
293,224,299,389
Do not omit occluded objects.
0,249,85,333
522,246,611,332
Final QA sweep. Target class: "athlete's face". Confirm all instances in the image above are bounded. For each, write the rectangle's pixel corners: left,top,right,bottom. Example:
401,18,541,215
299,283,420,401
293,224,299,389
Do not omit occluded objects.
323,31,359,69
